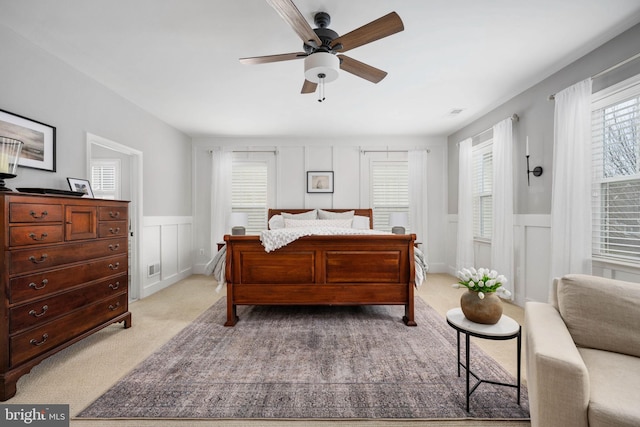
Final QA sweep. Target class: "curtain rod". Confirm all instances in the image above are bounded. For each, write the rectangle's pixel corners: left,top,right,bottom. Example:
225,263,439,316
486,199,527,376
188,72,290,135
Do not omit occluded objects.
360,148,430,154
207,149,278,154
457,114,519,146
548,51,640,100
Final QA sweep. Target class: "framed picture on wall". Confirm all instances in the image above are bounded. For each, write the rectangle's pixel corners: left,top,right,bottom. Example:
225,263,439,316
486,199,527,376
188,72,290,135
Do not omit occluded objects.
0,109,56,172
307,171,334,193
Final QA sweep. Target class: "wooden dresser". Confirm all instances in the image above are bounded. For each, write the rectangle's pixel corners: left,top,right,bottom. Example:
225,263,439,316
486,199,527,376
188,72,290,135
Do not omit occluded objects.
0,192,131,401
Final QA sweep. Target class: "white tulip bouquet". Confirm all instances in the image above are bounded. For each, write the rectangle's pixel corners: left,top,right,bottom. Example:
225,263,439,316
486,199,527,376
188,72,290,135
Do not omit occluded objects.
452,267,512,299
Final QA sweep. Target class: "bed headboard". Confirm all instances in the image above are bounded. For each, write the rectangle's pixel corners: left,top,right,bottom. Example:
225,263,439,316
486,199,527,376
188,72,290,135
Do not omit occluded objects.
268,208,374,229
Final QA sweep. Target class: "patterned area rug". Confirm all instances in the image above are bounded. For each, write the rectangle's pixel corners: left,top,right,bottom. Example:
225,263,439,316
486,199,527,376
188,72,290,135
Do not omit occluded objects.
78,297,529,419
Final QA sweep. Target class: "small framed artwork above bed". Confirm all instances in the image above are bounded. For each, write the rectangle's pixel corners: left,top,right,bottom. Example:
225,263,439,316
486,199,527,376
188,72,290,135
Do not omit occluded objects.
307,171,333,193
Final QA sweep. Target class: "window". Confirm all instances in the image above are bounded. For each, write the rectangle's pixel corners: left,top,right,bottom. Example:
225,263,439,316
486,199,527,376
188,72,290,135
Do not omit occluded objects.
370,160,409,231
592,77,640,262
91,159,120,200
231,152,275,234
472,140,493,240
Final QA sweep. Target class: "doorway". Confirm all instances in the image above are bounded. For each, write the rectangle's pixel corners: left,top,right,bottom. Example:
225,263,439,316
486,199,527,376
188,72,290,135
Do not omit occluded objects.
86,133,143,300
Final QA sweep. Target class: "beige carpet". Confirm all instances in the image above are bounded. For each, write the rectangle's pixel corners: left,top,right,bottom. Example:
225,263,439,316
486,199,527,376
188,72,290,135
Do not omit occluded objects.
9,273,530,426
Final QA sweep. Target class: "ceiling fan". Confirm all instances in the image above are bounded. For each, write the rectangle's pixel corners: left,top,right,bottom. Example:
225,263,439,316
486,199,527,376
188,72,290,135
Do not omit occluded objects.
239,0,404,101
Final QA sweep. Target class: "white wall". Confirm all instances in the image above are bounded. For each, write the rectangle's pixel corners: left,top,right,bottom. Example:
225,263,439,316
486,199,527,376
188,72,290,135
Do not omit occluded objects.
446,23,640,305
191,135,449,274
0,24,194,299
142,216,193,298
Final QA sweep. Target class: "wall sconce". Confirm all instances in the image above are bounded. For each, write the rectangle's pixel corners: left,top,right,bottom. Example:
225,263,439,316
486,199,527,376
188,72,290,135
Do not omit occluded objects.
525,137,543,186
389,212,408,234
228,212,248,235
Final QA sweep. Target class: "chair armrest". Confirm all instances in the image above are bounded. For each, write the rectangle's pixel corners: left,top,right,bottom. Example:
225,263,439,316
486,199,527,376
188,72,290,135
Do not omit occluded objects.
525,302,590,427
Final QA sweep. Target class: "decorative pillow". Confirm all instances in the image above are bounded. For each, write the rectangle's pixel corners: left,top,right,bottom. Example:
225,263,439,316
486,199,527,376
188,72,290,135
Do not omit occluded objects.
318,209,355,219
284,218,353,228
352,215,371,229
268,214,285,230
281,210,317,220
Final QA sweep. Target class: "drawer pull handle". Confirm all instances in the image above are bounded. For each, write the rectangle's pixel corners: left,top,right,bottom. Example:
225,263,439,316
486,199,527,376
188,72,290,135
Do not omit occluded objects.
109,282,120,290
29,279,49,290
109,211,121,219
30,333,49,346
109,227,121,234
29,210,48,219
109,302,121,311
108,243,120,251
29,305,49,318
28,232,49,241
28,254,48,264
108,262,120,270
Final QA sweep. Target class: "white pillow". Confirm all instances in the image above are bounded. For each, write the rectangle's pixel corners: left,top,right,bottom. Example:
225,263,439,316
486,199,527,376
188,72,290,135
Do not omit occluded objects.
318,209,355,219
284,218,353,228
268,214,285,230
281,210,317,220
352,215,371,229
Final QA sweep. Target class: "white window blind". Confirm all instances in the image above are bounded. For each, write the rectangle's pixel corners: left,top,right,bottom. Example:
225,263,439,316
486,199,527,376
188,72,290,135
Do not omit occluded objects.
371,160,409,231
91,160,120,200
472,141,493,240
232,160,268,234
592,79,640,262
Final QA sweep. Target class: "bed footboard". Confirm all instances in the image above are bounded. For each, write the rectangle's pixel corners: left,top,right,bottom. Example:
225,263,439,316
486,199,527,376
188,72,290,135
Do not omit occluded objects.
223,233,417,326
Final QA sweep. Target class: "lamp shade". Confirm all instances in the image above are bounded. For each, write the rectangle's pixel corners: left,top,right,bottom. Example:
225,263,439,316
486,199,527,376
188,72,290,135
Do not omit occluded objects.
304,52,339,83
388,212,409,227
228,212,248,229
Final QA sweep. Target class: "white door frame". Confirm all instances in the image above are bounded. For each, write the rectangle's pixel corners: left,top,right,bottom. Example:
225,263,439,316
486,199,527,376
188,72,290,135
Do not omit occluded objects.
86,133,143,300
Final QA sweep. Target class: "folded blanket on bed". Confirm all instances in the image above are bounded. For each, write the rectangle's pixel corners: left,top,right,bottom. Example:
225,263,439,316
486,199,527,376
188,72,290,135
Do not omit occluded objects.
260,227,391,252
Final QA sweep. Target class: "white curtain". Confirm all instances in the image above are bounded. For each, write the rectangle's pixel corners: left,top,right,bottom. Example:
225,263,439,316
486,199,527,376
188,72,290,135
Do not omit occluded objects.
210,149,232,252
491,118,514,296
456,138,474,270
409,149,428,256
550,78,593,280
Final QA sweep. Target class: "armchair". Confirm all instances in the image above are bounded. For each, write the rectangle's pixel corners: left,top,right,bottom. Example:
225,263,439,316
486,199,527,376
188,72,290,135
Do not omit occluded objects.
525,274,640,427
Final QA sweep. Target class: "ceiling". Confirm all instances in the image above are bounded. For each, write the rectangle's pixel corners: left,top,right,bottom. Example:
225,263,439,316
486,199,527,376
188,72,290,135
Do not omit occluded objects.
1,0,640,138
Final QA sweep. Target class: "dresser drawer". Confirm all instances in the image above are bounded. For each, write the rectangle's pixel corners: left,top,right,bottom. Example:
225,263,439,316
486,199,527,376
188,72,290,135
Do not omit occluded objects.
10,274,128,333
98,206,128,221
98,221,127,238
9,225,64,247
10,293,128,366
9,254,128,303
9,202,64,223
9,237,128,275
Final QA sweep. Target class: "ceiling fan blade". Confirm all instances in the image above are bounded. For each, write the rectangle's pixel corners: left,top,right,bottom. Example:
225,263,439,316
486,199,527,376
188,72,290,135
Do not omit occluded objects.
266,0,322,47
239,52,306,65
331,12,404,53
301,79,317,94
338,55,387,83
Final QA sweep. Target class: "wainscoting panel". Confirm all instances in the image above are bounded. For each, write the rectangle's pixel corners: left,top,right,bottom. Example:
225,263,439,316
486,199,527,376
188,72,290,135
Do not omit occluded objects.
142,216,193,298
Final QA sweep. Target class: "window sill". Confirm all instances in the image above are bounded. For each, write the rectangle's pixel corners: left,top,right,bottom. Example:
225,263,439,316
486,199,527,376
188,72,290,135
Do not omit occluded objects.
592,255,640,273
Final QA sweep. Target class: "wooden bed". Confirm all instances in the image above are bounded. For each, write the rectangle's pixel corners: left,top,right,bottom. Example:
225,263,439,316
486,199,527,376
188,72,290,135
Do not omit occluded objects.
223,208,417,327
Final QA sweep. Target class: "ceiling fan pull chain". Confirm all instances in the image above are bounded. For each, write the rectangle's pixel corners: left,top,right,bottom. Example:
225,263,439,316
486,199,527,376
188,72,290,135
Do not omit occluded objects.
318,73,326,102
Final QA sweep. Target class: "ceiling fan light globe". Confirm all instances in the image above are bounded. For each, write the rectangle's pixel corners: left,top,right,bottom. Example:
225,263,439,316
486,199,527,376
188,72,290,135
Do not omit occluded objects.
304,52,339,83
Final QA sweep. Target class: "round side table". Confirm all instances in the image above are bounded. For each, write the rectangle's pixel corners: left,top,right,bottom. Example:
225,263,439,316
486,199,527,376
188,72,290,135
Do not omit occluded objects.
446,307,522,412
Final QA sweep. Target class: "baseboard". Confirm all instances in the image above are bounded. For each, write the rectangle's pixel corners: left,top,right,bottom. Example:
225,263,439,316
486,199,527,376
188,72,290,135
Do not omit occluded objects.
141,268,193,298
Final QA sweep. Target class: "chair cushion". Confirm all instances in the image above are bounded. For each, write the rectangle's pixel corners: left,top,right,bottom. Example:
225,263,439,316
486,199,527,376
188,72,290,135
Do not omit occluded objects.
580,348,640,427
557,274,640,358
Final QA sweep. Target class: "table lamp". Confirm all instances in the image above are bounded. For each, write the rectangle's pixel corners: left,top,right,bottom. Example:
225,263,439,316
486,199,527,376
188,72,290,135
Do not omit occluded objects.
389,212,408,234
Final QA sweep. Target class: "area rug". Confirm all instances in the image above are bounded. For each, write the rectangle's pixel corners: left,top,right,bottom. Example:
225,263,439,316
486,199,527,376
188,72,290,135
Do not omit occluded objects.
78,297,529,420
